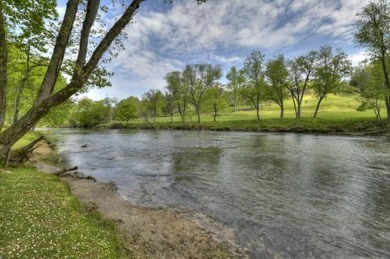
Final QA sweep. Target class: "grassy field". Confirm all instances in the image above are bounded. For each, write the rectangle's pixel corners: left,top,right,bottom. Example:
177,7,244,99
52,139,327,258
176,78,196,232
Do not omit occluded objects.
0,167,125,258
102,94,389,134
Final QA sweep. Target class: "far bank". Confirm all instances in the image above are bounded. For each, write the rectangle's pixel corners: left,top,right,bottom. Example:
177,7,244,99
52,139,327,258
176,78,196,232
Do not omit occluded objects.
95,117,390,136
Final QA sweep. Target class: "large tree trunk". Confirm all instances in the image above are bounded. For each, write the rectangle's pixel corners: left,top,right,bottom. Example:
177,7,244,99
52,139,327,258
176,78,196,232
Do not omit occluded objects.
0,2,8,129
385,96,390,120
0,81,79,157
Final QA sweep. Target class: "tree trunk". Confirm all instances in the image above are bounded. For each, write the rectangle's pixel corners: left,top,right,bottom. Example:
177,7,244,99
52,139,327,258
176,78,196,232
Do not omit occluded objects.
291,95,298,118
177,102,186,122
0,80,79,158
313,95,325,118
256,95,260,121
10,136,44,162
196,106,201,124
233,92,237,112
297,101,302,119
380,42,390,120
13,76,28,124
256,106,260,121
280,105,284,119
0,3,8,129
213,104,217,122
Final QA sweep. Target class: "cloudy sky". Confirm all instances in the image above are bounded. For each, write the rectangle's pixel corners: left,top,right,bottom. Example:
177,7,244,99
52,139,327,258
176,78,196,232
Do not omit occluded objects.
60,0,370,100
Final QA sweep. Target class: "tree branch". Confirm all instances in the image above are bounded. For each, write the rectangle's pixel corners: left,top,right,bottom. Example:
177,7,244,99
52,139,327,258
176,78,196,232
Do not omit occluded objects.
74,0,101,71
0,1,8,129
35,0,79,102
83,0,143,76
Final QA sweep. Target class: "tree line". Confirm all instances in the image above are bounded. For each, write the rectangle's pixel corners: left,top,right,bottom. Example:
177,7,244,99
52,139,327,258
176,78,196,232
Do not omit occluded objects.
0,0,389,161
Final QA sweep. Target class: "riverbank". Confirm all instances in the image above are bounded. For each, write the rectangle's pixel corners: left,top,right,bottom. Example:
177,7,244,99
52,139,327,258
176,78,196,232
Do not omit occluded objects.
28,139,242,258
98,117,390,136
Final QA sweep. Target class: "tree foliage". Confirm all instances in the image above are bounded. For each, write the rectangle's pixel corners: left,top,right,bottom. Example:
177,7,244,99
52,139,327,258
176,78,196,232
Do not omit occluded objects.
71,98,110,128
226,66,245,112
115,97,139,124
355,0,390,119
312,46,352,118
165,71,187,121
142,89,164,123
205,83,227,122
286,50,317,119
265,54,289,118
182,64,222,123
353,62,387,119
242,51,266,121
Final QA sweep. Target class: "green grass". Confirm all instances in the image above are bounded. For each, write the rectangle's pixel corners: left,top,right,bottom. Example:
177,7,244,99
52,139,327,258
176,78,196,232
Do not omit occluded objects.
101,94,389,134
12,131,42,150
0,167,124,258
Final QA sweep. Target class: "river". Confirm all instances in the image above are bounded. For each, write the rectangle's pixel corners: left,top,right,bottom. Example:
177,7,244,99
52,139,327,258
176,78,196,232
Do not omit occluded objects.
48,129,390,258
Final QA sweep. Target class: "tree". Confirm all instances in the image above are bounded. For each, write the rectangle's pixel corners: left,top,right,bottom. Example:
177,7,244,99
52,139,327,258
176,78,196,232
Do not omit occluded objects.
265,55,289,119
103,96,117,122
72,98,110,128
115,97,138,124
182,64,222,123
162,91,174,122
0,0,207,159
165,71,187,121
355,0,390,120
142,89,164,123
226,66,245,112
353,63,386,119
312,46,352,118
205,83,227,122
242,51,266,121
0,0,58,129
286,50,317,119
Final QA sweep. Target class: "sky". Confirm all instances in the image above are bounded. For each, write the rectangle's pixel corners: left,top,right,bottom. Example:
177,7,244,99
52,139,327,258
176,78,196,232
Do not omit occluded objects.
58,0,371,100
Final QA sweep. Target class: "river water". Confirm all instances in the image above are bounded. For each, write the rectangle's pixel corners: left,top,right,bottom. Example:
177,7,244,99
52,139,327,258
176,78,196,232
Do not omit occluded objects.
48,129,390,258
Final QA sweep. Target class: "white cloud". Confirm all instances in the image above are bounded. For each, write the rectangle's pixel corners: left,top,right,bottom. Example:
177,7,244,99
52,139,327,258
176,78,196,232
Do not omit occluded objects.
349,51,369,66
56,5,65,20
83,0,372,100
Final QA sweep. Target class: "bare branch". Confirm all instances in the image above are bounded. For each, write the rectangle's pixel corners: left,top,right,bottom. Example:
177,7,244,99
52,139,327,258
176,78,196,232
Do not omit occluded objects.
83,0,143,77
75,0,101,71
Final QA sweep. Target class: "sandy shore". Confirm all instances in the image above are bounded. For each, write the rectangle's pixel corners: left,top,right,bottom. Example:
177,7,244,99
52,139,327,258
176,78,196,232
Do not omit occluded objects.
29,139,244,258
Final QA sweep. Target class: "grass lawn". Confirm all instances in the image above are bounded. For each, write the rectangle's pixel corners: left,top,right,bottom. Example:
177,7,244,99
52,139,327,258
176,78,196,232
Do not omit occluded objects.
102,94,389,134
0,167,124,258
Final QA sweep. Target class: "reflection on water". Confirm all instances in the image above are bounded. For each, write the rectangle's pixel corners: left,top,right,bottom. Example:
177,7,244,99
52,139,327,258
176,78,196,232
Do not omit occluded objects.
48,129,390,258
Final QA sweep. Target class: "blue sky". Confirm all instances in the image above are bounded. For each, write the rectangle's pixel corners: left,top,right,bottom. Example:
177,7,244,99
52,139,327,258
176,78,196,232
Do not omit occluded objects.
58,0,370,100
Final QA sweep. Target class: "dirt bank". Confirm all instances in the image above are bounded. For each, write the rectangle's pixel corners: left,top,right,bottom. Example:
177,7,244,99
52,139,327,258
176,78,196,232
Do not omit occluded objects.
29,139,244,258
